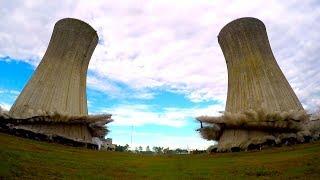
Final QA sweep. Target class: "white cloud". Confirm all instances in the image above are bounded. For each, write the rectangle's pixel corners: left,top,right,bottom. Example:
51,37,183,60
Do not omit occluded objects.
0,102,11,111
0,89,20,110
0,89,20,95
87,75,121,95
112,131,215,150
101,103,224,127
101,102,223,149
87,75,156,100
0,0,319,108
1,1,319,149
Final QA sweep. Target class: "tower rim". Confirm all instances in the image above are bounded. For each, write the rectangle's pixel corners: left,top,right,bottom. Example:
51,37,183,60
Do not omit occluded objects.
218,17,264,42
55,18,98,38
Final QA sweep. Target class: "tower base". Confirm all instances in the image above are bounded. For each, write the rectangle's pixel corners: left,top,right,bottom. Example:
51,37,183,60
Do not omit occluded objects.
0,110,112,149
197,109,320,152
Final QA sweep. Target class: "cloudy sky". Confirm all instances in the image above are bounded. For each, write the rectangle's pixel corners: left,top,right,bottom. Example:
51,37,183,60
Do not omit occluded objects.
0,0,319,150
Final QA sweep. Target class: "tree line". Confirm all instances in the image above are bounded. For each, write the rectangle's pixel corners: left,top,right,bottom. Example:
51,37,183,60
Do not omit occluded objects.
115,144,189,154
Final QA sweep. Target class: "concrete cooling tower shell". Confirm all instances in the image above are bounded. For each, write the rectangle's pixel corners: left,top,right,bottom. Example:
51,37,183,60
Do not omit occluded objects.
9,18,98,119
196,17,314,152
215,17,304,151
218,17,303,113
1,18,113,147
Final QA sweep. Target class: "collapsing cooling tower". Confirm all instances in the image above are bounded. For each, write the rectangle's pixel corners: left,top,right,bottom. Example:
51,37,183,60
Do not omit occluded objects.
10,18,97,118
197,17,318,152
219,17,303,113
0,18,112,148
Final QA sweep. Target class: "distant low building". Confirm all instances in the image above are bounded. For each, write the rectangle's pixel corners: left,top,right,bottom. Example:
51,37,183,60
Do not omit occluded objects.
101,138,116,151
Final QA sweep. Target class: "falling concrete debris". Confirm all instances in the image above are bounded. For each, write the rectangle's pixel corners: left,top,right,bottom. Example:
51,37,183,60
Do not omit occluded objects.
197,17,320,152
198,109,320,152
0,18,112,149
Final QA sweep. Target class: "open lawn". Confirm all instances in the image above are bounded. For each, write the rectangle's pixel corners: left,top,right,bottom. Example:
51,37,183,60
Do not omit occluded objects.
0,133,320,179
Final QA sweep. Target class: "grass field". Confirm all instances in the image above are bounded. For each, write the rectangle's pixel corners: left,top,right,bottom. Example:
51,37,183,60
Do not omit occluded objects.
0,133,320,179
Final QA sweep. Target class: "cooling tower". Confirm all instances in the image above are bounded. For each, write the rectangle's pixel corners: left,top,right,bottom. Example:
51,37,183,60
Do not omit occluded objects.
218,17,303,113
216,17,304,150
9,18,98,118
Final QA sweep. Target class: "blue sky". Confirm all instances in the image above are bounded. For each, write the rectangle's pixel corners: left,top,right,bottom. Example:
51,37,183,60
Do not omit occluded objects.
0,0,320,149
0,57,220,149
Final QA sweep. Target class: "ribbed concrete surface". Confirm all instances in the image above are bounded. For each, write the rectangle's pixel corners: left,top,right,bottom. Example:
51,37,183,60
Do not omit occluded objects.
217,17,304,151
10,18,98,118
218,17,303,113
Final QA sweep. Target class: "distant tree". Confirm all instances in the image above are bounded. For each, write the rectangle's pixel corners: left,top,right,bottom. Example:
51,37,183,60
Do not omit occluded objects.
115,144,130,152
174,148,188,154
124,144,130,151
152,146,164,154
115,145,123,152
175,148,183,154
138,146,143,152
163,147,175,154
163,147,169,154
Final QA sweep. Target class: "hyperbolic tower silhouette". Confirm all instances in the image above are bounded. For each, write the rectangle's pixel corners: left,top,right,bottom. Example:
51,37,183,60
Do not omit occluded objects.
10,18,98,118
219,17,303,113
196,17,309,152
216,17,304,149
2,18,113,147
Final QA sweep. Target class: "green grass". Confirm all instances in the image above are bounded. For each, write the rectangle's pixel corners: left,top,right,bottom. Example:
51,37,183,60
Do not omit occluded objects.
0,133,320,179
